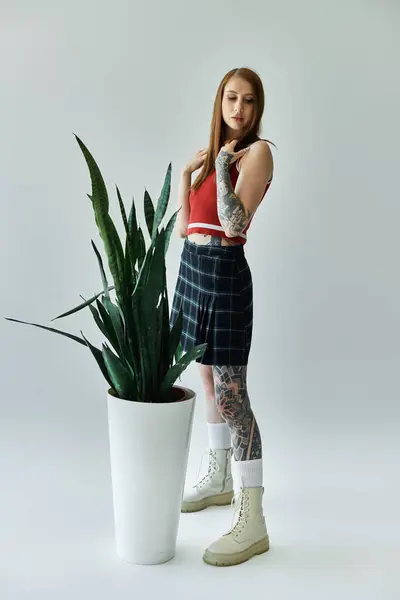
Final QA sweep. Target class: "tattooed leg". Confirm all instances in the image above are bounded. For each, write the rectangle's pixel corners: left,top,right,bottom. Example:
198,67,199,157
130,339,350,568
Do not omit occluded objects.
215,151,252,237
212,365,262,461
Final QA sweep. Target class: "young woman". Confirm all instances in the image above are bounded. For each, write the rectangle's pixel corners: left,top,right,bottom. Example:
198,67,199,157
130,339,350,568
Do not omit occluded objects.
170,67,274,567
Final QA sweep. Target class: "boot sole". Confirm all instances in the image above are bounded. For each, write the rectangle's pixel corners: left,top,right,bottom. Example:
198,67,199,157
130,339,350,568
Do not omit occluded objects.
181,490,234,513
202,535,270,567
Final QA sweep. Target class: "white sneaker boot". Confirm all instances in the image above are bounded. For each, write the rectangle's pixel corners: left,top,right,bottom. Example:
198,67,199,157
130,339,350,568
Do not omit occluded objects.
181,448,234,513
202,486,270,566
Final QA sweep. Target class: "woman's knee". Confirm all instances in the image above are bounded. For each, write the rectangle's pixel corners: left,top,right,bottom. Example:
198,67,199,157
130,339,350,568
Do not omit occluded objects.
212,365,251,421
214,385,238,423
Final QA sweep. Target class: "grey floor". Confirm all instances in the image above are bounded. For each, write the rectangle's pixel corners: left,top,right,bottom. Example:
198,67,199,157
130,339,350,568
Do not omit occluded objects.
1,383,398,600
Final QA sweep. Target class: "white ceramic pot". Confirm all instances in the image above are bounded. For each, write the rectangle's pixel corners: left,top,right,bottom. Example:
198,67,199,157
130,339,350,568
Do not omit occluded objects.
106,385,196,565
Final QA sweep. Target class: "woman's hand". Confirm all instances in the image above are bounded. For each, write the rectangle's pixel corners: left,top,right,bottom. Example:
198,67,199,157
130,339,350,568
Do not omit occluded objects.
184,148,208,174
215,139,250,169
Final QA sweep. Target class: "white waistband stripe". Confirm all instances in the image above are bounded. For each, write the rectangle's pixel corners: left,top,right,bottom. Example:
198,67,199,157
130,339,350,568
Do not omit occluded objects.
187,222,247,239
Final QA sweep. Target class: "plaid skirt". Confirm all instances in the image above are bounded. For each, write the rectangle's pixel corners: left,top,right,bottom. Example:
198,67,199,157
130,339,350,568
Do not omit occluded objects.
169,238,253,365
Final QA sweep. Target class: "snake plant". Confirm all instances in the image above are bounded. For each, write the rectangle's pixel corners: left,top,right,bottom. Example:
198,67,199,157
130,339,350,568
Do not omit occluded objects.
5,135,206,402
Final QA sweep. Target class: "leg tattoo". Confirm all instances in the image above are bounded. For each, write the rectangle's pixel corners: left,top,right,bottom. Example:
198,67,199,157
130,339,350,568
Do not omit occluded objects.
212,365,262,461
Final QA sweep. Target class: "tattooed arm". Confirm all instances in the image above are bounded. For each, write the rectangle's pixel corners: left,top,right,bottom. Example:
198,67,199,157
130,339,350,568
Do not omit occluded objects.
215,150,252,237
215,141,273,238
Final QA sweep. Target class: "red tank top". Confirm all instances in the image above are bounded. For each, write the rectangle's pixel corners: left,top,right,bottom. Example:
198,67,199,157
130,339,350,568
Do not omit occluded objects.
186,154,272,245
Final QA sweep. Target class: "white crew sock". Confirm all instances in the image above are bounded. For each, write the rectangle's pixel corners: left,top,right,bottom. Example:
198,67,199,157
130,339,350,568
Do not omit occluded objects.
207,422,231,450
234,458,263,488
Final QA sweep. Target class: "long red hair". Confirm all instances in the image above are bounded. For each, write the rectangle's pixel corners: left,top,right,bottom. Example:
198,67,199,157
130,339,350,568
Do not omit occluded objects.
191,67,275,191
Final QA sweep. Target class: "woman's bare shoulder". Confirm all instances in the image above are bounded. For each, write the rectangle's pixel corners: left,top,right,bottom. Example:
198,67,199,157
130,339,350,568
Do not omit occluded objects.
253,139,273,155
237,139,273,176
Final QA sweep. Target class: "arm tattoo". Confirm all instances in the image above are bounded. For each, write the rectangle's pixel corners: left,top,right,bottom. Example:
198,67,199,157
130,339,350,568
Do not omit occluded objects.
215,150,252,237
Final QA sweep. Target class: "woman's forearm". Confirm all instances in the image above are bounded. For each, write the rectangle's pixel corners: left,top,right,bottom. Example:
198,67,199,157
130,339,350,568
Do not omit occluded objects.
215,151,251,237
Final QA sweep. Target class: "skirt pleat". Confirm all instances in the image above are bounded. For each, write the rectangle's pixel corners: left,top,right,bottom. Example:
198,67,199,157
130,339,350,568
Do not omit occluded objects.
170,238,253,365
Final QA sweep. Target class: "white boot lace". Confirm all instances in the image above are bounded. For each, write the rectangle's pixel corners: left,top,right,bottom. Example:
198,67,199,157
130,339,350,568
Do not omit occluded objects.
226,488,250,539
194,449,218,490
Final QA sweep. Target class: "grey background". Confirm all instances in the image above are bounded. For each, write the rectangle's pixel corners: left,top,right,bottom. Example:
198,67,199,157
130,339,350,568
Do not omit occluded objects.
1,0,399,598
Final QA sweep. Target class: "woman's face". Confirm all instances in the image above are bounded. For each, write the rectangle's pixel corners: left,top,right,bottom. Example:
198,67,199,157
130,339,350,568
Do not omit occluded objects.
221,76,255,137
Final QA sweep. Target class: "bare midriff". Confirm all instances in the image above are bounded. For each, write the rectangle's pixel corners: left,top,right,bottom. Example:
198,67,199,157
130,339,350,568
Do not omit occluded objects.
187,233,242,247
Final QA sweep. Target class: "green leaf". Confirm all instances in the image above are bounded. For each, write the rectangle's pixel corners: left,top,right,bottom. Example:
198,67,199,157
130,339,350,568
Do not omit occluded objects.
116,185,134,293
123,300,141,395
174,341,184,365
130,226,169,400
133,233,153,298
80,331,114,388
86,300,107,335
159,343,207,398
4,317,114,389
51,286,115,321
99,214,125,298
144,189,155,239
127,194,138,234
92,296,138,398
103,295,126,357
127,194,138,264
169,305,183,366
131,238,158,399
83,293,135,393
91,240,110,300
82,298,119,354
96,298,120,353
131,295,146,398
131,269,154,397
164,208,180,254
116,185,129,234
137,227,146,271
75,135,125,300
123,241,134,292
102,343,136,400
4,317,87,346
159,259,170,378
155,297,164,355
152,163,171,241
156,294,169,381
146,228,166,306
142,228,167,395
